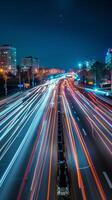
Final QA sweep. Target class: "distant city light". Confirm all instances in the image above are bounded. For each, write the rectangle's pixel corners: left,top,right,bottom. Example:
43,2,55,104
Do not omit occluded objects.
78,63,82,68
0,68,3,73
94,88,98,92
86,61,89,67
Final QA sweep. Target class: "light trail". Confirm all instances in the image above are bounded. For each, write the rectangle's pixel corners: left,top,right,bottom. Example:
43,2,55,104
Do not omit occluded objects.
65,81,112,155
0,83,56,187
60,80,108,199
0,92,48,160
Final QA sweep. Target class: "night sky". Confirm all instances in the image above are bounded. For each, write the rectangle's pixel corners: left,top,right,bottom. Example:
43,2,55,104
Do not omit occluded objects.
0,0,112,69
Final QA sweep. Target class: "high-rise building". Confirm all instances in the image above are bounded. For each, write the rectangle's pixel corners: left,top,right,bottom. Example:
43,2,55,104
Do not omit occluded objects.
79,59,96,71
21,56,39,71
105,48,112,68
84,59,96,71
105,48,112,90
0,44,16,73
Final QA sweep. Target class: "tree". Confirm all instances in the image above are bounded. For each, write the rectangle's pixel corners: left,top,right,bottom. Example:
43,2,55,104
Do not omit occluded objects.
90,61,105,86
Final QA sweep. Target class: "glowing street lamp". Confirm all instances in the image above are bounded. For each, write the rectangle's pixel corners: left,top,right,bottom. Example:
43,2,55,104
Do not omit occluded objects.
35,68,38,73
0,68,3,73
78,63,82,69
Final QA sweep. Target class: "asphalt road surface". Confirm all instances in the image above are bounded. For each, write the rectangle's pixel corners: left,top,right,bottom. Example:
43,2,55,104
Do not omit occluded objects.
0,78,112,200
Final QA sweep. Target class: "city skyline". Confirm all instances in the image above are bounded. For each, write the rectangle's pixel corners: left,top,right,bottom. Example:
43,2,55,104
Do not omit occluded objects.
0,0,112,69
0,43,110,70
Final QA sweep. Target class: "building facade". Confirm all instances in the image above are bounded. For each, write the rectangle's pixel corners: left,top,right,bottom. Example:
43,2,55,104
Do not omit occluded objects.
84,60,96,71
105,48,112,68
78,59,96,71
21,56,39,71
0,45,16,73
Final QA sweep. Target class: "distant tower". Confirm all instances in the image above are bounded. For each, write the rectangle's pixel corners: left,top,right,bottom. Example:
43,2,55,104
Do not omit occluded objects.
21,56,39,71
0,44,16,73
105,48,112,68
105,48,112,91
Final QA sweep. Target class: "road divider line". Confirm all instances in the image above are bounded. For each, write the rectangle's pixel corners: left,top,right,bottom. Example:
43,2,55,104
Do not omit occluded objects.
79,166,89,170
82,128,87,136
77,117,80,121
102,171,112,189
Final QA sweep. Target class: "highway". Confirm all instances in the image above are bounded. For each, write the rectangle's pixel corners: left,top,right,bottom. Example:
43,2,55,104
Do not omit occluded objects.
0,80,58,200
60,79,112,200
0,78,112,200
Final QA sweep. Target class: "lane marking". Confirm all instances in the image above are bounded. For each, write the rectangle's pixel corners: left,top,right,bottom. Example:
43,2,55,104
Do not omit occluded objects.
77,117,80,121
102,171,112,189
79,166,89,170
82,128,87,136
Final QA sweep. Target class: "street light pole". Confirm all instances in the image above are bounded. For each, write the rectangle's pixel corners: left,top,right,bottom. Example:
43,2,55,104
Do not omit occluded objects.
95,67,96,86
4,74,8,96
110,69,112,92
32,68,34,87
2,69,8,96
27,69,30,86
19,67,22,91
